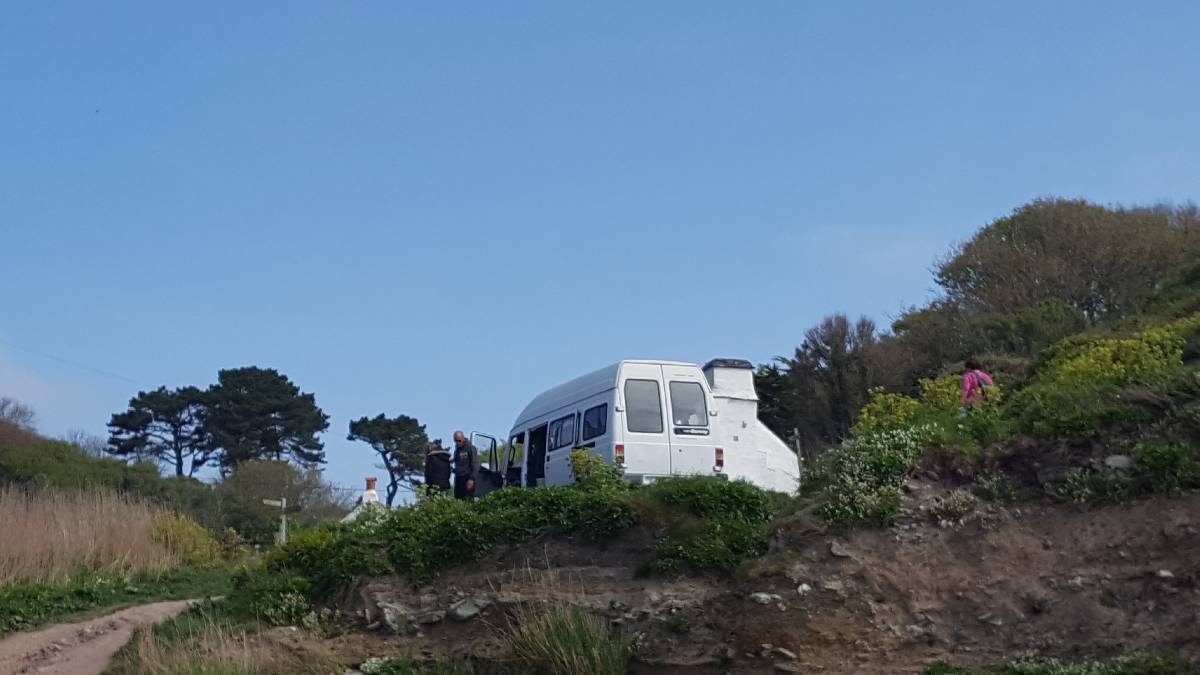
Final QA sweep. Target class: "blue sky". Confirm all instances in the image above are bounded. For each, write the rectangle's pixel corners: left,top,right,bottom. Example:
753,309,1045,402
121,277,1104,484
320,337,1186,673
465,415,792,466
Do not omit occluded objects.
2,1,1198,490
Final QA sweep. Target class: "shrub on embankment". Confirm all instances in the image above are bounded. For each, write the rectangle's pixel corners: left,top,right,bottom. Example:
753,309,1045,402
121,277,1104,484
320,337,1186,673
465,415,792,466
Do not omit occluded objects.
813,313,1200,526
256,452,780,607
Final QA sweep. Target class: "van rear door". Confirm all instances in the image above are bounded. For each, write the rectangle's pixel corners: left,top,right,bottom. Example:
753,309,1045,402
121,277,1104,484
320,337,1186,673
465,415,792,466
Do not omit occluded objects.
661,364,717,477
617,363,670,480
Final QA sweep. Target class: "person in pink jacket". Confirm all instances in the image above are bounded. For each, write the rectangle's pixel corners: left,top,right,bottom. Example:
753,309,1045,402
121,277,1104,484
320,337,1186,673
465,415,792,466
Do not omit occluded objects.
961,358,995,408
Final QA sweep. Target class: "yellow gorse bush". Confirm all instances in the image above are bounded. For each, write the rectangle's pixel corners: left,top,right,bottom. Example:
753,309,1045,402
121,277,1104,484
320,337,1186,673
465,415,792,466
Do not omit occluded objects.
850,388,921,438
151,512,221,567
1036,313,1198,388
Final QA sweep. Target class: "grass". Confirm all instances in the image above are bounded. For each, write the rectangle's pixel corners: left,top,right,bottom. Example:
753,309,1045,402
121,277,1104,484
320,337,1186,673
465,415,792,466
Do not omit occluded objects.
108,603,343,675
0,566,232,635
925,652,1198,674
506,603,630,675
0,485,176,585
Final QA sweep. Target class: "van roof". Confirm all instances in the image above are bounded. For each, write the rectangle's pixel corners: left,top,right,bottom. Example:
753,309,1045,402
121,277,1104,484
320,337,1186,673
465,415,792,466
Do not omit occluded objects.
511,359,696,429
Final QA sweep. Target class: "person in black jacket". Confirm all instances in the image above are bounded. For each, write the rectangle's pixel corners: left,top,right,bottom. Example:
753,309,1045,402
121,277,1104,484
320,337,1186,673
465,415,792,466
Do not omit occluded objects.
452,430,480,500
423,441,452,497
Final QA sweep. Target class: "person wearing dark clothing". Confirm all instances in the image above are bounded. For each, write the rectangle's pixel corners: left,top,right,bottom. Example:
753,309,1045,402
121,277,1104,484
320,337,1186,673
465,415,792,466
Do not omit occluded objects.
452,430,480,500
423,442,452,497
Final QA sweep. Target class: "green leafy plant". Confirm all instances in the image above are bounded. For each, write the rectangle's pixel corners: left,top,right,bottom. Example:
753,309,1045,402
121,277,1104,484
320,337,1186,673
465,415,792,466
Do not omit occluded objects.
1056,468,1130,505
974,471,1018,502
1134,442,1199,495
925,489,979,521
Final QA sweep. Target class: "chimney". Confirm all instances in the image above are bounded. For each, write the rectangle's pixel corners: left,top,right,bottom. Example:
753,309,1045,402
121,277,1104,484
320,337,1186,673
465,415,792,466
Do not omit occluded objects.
360,476,380,505
701,358,756,399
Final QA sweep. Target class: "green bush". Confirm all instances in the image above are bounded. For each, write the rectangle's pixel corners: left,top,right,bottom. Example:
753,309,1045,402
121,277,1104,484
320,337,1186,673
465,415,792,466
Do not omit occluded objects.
225,568,314,625
654,518,769,572
568,448,629,493
151,512,221,567
852,387,922,438
1009,315,1200,438
641,476,774,523
1056,468,1130,505
267,484,637,588
1134,442,1199,495
974,471,1018,502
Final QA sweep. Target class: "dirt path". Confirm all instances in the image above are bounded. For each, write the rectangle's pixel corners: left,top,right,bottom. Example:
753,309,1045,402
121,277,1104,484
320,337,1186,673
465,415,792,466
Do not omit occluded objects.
0,600,194,675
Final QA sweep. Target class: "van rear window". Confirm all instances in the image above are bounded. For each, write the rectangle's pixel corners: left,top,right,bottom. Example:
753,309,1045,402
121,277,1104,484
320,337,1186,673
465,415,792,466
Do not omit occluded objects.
669,381,708,427
624,379,663,433
582,404,608,440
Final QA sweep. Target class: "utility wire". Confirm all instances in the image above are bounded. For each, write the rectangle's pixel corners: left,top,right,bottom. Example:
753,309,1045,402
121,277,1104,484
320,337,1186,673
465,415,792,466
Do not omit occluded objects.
0,335,148,388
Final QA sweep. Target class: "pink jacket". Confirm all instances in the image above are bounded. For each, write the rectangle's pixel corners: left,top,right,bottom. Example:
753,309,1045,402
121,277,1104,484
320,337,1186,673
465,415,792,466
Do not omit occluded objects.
961,370,994,406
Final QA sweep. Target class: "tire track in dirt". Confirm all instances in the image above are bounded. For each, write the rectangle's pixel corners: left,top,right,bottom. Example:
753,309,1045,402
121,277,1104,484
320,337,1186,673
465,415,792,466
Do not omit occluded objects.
0,600,194,675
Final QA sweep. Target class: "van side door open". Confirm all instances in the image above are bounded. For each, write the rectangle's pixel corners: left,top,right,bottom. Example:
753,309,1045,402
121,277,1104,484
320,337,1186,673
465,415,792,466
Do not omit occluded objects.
661,364,718,478
470,432,504,497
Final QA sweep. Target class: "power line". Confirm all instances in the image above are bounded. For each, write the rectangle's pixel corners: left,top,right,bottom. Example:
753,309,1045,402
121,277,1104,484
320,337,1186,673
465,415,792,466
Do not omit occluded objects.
0,335,148,388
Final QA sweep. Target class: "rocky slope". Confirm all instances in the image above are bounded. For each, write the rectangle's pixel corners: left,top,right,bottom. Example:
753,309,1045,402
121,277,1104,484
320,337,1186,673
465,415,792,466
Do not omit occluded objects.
323,489,1199,674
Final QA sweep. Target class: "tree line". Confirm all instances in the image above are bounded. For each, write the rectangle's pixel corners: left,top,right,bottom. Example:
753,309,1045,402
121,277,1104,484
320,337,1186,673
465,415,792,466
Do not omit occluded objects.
106,367,330,477
105,366,432,508
756,198,1200,451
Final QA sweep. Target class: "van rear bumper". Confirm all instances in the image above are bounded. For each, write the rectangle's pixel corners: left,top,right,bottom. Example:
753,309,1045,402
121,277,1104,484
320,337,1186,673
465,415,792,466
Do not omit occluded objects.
625,471,729,485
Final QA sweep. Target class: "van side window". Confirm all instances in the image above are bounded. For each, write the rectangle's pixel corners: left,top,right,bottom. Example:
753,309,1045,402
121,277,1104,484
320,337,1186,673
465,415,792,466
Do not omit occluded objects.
581,404,608,440
548,414,576,450
624,379,664,433
669,381,709,427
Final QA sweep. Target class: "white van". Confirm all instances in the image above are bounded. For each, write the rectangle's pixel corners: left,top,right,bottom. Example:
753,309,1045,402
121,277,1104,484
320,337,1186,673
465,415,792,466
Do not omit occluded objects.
472,359,801,496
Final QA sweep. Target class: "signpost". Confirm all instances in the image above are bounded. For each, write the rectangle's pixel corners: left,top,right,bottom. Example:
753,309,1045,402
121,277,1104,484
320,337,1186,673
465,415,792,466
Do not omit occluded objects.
262,497,287,544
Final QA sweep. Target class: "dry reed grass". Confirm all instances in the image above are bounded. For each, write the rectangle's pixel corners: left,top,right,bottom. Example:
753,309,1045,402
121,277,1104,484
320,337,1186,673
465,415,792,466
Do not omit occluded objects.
112,614,342,675
0,485,176,585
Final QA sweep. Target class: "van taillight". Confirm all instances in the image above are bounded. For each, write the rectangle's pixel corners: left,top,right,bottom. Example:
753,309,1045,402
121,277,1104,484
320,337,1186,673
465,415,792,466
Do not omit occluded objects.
615,445,625,465
714,447,724,471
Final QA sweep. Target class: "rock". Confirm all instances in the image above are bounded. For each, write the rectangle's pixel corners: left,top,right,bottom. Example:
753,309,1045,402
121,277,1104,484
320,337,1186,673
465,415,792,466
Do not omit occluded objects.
448,597,490,621
829,541,852,558
775,663,804,673
1068,576,1086,588
976,613,1003,627
1157,569,1175,579
1104,454,1134,470
412,609,445,625
750,592,782,605
796,583,812,596
821,580,844,592
378,602,414,633
609,600,629,613
647,591,662,606
365,621,382,631
772,647,798,660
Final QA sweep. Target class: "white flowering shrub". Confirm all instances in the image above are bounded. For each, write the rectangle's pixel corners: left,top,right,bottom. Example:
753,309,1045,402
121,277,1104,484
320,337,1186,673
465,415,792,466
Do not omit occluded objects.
818,424,939,525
